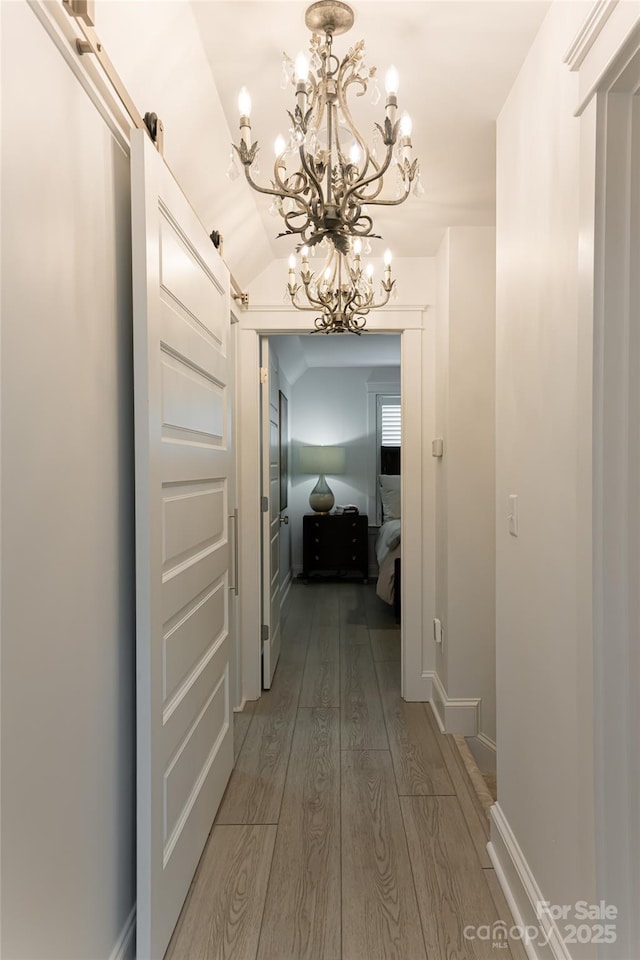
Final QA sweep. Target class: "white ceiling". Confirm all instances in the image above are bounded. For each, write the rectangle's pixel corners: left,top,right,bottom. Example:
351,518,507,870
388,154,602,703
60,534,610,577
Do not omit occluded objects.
191,0,550,259
272,333,401,384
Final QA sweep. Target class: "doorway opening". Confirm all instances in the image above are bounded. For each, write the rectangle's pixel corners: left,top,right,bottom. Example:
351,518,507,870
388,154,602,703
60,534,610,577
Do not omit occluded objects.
259,334,403,690
236,317,434,708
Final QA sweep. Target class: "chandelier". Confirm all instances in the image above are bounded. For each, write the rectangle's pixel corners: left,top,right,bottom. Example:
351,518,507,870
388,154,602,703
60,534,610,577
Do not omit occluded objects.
230,0,421,331
286,241,394,334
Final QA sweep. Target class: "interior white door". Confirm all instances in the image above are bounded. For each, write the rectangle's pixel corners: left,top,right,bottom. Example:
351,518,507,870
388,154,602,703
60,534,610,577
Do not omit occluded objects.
261,339,282,688
131,129,234,960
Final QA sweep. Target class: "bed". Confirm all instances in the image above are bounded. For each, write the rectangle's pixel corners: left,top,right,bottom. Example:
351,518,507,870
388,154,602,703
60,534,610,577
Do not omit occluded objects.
375,465,401,621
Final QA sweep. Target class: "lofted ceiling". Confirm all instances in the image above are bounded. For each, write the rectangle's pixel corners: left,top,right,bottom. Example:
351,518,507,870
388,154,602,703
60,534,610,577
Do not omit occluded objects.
191,0,550,261
273,332,401,384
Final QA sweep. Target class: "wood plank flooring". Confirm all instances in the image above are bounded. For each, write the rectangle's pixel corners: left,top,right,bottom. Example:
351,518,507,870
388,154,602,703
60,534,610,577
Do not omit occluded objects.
166,582,521,960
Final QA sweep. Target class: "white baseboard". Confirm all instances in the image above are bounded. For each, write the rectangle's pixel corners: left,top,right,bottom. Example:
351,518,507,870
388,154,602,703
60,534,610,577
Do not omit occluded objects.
422,671,479,736
109,904,136,960
403,667,435,701
466,733,497,773
233,697,247,714
489,804,571,960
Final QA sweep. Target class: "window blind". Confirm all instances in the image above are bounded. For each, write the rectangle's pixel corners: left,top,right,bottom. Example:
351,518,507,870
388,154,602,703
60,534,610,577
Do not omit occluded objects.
380,401,401,446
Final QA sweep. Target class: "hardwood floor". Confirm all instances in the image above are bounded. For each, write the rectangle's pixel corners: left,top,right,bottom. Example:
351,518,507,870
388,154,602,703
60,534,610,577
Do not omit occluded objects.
166,582,521,960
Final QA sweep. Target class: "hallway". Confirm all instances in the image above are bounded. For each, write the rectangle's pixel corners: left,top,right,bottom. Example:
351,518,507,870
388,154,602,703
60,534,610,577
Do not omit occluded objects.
166,583,525,960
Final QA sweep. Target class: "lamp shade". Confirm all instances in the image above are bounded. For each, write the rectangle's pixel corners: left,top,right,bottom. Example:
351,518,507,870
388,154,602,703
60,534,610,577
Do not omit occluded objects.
299,445,346,476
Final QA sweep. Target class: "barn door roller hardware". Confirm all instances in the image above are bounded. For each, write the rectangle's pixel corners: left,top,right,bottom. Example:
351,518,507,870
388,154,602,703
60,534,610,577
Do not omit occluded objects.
63,0,164,155
63,0,95,27
62,0,246,302
143,113,165,155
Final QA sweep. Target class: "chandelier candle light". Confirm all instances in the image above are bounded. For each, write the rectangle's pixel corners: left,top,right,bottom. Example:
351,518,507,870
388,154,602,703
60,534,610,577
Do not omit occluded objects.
231,0,421,333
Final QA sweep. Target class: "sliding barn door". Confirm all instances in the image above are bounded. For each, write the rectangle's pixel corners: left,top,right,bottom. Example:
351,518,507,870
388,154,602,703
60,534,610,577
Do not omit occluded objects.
131,129,234,959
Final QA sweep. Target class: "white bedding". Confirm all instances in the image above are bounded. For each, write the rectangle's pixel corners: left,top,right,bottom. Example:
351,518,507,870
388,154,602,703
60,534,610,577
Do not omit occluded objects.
376,519,401,565
376,520,401,605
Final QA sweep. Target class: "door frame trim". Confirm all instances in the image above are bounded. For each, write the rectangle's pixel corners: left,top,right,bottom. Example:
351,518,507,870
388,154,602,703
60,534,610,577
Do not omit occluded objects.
571,16,640,954
236,310,436,704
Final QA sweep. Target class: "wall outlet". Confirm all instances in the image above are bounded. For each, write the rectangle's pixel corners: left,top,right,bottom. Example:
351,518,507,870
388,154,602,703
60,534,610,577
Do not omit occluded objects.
433,617,443,645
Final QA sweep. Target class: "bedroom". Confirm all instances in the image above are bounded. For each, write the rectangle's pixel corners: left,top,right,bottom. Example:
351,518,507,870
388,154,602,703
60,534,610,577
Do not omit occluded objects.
262,333,403,649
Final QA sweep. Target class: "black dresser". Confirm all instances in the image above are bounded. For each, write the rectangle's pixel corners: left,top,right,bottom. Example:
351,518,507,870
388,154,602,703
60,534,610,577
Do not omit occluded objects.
302,513,368,583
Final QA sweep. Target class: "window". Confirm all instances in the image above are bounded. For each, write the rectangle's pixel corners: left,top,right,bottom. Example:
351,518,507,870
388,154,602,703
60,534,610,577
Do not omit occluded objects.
376,395,401,523
379,397,402,446
366,380,401,525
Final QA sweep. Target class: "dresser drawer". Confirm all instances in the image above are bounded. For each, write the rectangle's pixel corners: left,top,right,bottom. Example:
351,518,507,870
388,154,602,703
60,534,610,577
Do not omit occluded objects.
302,514,368,582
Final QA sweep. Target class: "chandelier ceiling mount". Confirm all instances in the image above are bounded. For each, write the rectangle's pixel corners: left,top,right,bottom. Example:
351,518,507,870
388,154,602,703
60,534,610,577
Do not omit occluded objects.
304,1,355,37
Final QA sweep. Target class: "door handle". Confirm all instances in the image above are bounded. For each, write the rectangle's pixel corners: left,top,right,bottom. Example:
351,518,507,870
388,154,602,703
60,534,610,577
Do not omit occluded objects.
229,508,239,596
280,515,289,525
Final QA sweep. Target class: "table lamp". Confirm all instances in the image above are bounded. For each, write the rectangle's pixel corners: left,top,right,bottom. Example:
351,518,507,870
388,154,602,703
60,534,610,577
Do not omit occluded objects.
299,445,346,513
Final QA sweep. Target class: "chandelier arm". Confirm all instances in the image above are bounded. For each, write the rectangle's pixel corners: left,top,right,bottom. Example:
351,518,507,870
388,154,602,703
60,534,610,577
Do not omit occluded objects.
336,62,369,155
335,59,391,204
343,288,359,314
242,163,312,208
289,293,321,312
348,171,385,202
369,280,395,310
341,209,374,235
300,283,326,310
281,215,311,241
302,272,337,310
354,181,412,208
353,288,374,310
337,83,383,186
339,141,396,220
283,207,313,229
312,314,335,334
325,99,337,204
335,65,377,194
296,145,325,216
273,162,311,199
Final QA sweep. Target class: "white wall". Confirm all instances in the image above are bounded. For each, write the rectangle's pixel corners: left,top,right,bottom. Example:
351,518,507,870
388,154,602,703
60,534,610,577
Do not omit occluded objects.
434,226,496,750
95,0,272,288
1,3,135,957
494,0,597,944
290,364,400,574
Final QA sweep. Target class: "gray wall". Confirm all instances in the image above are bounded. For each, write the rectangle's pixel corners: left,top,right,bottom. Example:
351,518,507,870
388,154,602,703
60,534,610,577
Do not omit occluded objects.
1,4,136,956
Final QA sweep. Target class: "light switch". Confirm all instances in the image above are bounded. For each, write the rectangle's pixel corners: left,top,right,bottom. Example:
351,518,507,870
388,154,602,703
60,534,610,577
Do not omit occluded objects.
508,494,519,537
433,618,443,644
432,438,444,458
